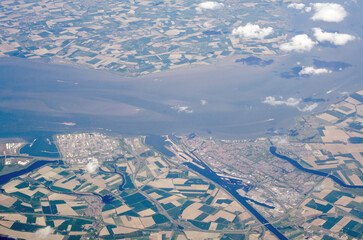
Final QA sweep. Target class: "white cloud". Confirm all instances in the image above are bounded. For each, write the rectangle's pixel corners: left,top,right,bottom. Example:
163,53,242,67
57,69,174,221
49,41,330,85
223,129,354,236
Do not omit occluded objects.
203,21,213,28
313,28,356,46
172,105,193,113
287,3,311,12
196,1,224,12
314,184,325,191
86,159,99,174
35,226,54,240
201,99,208,105
288,3,305,10
263,96,301,107
280,34,317,52
263,96,318,112
271,136,289,146
298,103,319,112
299,66,332,75
232,23,273,39
311,3,347,22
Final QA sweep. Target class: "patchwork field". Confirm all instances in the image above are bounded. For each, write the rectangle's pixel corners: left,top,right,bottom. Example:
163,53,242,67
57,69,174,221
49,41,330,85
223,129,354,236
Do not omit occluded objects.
0,0,287,76
1,92,363,239
287,91,363,187
0,135,270,239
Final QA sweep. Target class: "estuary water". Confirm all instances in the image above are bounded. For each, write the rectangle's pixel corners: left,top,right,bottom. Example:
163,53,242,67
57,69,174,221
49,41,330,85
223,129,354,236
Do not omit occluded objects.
1,1,363,140
0,39,363,140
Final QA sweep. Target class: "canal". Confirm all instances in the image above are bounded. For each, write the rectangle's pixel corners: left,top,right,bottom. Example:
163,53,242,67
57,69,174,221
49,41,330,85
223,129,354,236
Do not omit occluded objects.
270,147,363,189
183,151,288,240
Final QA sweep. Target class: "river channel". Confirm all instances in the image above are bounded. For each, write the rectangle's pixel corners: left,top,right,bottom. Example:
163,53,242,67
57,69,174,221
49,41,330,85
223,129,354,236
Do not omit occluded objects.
270,146,363,189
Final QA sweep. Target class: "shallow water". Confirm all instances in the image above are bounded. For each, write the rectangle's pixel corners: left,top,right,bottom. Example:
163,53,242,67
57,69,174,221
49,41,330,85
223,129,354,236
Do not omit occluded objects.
0,36,362,140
